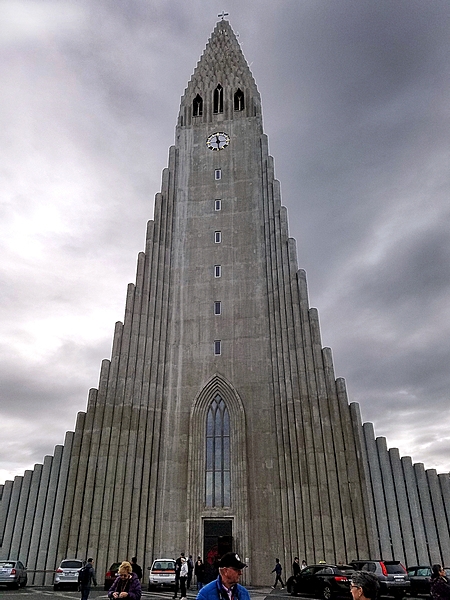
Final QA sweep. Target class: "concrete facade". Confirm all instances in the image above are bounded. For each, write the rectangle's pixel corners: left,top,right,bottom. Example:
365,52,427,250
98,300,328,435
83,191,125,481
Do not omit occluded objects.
1,20,450,586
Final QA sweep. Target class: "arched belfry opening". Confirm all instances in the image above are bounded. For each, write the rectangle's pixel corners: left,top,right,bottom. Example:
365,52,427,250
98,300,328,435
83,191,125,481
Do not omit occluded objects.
187,375,249,572
234,88,244,111
193,94,203,117
213,84,223,113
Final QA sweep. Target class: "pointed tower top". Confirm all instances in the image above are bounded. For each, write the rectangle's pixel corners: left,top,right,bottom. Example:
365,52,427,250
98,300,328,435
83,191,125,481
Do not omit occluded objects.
178,20,261,126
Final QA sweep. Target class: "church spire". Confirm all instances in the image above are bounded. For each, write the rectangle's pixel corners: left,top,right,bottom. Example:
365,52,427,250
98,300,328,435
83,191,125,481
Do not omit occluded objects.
178,20,261,126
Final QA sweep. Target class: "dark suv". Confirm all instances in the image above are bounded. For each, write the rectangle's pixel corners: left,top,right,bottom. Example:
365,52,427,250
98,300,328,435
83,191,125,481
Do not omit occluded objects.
350,561,409,598
288,564,355,600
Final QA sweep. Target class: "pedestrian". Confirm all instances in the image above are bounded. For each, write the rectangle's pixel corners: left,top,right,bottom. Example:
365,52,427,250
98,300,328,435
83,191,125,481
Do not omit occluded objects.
301,560,307,570
292,557,301,578
195,557,205,591
78,558,97,600
196,552,249,600
173,552,185,599
430,565,450,600
271,558,285,589
180,557,189,600
187,555,194,589
130,558,142,581
108,561,142,600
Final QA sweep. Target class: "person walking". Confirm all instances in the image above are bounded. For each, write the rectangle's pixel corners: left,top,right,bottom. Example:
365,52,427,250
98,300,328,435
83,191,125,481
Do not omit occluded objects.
108,561,142,600
179,557,189,600
430,565,450,600
78,558,97,600
195,557,205,591
187,555,194,589
196,552,249,600
173,552,185,599
271,558,284,589
130,558,142,581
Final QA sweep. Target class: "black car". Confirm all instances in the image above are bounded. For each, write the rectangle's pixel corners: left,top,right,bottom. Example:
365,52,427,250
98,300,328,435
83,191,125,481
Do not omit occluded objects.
350,560,410,598
407,566,450,596
289,564,355,600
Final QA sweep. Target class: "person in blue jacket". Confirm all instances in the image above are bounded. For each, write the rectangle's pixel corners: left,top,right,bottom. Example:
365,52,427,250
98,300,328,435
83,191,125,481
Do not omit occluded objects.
271,558,284,589
196,552,249,600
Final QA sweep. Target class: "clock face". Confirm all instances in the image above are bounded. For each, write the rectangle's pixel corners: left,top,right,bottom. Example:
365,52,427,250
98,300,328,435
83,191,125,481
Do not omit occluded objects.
206,132,230,151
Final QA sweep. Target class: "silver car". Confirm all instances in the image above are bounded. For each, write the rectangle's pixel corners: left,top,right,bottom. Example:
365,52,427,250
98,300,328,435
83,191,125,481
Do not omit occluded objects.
54,559,84,590
0,560,27,588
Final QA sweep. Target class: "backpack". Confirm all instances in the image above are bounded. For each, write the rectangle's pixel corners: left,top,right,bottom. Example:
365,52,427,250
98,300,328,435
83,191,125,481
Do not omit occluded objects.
78,565,91,585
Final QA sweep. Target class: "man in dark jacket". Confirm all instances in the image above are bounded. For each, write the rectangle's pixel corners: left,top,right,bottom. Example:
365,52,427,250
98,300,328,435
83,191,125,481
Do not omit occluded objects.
292,557,301,578
78,558,97,600
173,553,185,599
131,558,142,581
271,558,284,589
196,552,249,600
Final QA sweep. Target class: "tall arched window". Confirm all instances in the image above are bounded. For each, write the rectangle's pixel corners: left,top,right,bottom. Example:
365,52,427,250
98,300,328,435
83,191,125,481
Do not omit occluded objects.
205,395,230,507
213,84,223,114
193,94,203,116
234,88,244,111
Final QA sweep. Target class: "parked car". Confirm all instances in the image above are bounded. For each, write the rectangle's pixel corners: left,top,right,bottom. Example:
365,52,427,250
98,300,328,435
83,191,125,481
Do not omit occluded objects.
54,558,83,590
288,563,355,599
350,560,410,598
0,560,27,589
104,562,122,591
407,566,450,596
148,558,176,591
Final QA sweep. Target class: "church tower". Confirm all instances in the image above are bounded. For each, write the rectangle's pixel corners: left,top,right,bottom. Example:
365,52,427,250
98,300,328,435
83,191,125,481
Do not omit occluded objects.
51,19,375,583
4,18,450,587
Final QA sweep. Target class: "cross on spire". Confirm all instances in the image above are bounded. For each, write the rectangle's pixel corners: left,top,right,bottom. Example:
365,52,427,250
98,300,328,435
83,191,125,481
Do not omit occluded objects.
218,11,229,20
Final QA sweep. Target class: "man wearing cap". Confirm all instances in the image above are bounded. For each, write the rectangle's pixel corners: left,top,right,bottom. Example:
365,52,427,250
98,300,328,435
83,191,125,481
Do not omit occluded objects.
196,552,250,600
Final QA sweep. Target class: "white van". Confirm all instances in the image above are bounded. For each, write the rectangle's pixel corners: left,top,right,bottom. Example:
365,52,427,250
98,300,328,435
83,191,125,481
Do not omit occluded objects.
148,559,176,591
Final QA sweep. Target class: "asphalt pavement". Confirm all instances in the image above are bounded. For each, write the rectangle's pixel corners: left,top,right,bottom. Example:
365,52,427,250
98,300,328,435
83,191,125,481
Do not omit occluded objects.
0,587,277,600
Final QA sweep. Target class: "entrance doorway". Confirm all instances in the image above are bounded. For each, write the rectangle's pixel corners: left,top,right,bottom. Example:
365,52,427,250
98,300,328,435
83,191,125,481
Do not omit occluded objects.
203,520,233,583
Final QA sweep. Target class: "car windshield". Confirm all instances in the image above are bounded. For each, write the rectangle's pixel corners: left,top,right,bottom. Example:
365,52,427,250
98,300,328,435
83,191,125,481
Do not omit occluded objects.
385,565,406,574
61,560,83,569
152,561,175,571
416,568,431,576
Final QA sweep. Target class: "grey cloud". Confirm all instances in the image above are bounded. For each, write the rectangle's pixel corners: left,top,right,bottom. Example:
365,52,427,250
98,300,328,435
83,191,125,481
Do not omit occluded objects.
1,0,449,481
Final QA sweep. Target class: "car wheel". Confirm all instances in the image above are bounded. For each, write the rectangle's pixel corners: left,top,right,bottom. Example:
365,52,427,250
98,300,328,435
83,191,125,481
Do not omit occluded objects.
322,585,332,600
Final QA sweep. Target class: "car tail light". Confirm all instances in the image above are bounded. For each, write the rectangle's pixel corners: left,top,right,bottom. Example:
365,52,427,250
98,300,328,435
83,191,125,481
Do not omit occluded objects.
56,568,63,573
381,563,388,577
106,571,112,577
334,576,348,582
11,569,16,575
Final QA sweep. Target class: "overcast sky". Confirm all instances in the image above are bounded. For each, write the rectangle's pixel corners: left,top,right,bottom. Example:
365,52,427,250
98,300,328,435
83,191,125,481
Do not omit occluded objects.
1,0,449,484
